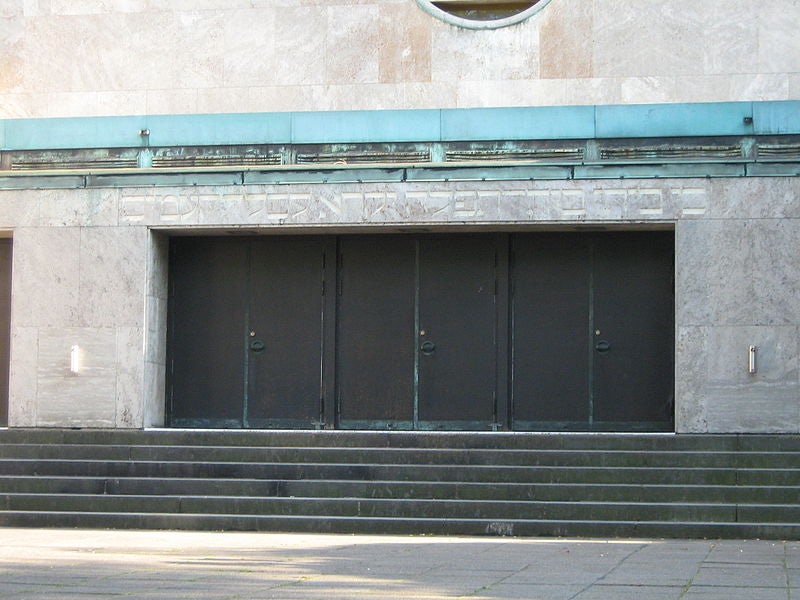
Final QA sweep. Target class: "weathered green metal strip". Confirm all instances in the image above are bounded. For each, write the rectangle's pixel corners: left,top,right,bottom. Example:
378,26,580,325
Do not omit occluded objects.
86,172,243,188
439,106,596,141
0,174,86,189
746,163,800,177
243,168,406,185
574,163,747,179
405,165,573,182
4,161,790,190
291,110,441,145
3,101,799,152
753,102,800,135
595,102,755,139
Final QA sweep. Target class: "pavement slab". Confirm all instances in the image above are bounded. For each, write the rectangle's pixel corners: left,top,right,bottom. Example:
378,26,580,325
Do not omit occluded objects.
0,529,796,599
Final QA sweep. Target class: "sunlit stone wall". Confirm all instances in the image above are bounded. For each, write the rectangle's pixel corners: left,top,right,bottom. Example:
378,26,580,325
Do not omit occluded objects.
1,0,798,118
2,177,798,432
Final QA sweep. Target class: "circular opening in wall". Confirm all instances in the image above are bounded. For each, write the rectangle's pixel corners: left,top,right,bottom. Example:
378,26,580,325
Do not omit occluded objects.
417,0,553,29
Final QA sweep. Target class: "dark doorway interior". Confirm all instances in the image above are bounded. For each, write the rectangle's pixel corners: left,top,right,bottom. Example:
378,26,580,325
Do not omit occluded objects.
167,232,674,431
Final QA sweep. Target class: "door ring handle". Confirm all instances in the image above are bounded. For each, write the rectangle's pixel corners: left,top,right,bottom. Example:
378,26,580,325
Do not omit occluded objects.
250,339,266,353
420,340,436,355
595,340,611,353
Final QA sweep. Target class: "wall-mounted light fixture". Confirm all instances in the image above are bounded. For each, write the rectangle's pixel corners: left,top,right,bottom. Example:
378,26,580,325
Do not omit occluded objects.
748,345,757,375
69,345,81,375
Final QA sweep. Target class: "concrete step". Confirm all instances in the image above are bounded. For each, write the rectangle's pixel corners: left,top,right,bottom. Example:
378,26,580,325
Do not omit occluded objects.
4,429,800,451
4,458,793,485
1,475,797,504
0,430,798,538
0,444,797,469
1,510,799,540
6,493,800,523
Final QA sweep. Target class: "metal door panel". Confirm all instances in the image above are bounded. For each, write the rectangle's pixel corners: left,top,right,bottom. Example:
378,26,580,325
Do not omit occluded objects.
592,233,674,426
168,238,247,426
510,232,674,431
247,238,325,427
0,240,11,427
337,237,416,428
417,237,497,427
511,234,591,427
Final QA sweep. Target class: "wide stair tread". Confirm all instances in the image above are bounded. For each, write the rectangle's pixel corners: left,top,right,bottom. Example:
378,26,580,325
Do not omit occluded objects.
0,430,798,538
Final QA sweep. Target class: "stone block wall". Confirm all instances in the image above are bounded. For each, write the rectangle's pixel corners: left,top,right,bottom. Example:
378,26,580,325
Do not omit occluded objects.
1,177,798,432
1,0,798,118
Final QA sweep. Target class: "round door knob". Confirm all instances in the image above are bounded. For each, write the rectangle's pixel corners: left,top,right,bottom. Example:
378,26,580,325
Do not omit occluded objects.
595,340,611,353
420,340,436,355
250,340,266,353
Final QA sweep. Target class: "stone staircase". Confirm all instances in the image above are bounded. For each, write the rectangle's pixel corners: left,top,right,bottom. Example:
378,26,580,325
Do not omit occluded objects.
0,429,798,539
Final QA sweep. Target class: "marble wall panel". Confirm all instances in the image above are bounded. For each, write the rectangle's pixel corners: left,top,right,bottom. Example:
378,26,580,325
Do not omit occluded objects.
729,74,790,102
378,2,431,84
115,326,143,428
47,0,149,15
675,325,800,433
750,219,800,325
791,73,800,98
2,0,799,118
676,220,755,327
701,0,757,76
400,81,458,110
0,15,23,94
710,178,800,220
0,2,22,18
145,89,197,116
38,188,119,228
677,218,800,329
539,0,592,79
674,327,710,432
35,326,116,427
7,325,37,427
431,22,539,84
273,7,327,87
21,13,132,93
143,358,165,428
0,190,43,228
457,78,568,108
758,0,800,74
222,8,276,88
326,5,380,85
593,0,706,78
12,227,81,328
78,226,147,328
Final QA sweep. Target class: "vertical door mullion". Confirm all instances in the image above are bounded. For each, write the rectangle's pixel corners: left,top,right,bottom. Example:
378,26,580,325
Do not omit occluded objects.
412,239,421,429
587,237,595,428
494,234,509,430
321,238,338,428
242,241,252,428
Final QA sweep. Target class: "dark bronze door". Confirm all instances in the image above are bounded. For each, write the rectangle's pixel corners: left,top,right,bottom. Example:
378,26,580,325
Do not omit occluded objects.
336,235,499,430
336,237,416,428
168,237,326,428
246,237,327,428
417,237,497,428
511,232,674,431
0,239,11,427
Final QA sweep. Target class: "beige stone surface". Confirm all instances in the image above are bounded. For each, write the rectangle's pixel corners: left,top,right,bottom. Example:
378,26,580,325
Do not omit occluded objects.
1,0,797,118
1,176,796,431
35,326,117,427
540,0,592,79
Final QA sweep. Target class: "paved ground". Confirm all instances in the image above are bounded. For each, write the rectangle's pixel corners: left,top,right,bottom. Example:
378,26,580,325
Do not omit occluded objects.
0,529,796,599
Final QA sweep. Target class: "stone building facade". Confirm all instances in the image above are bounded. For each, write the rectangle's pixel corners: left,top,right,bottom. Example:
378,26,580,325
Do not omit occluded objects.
0,0,798,433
